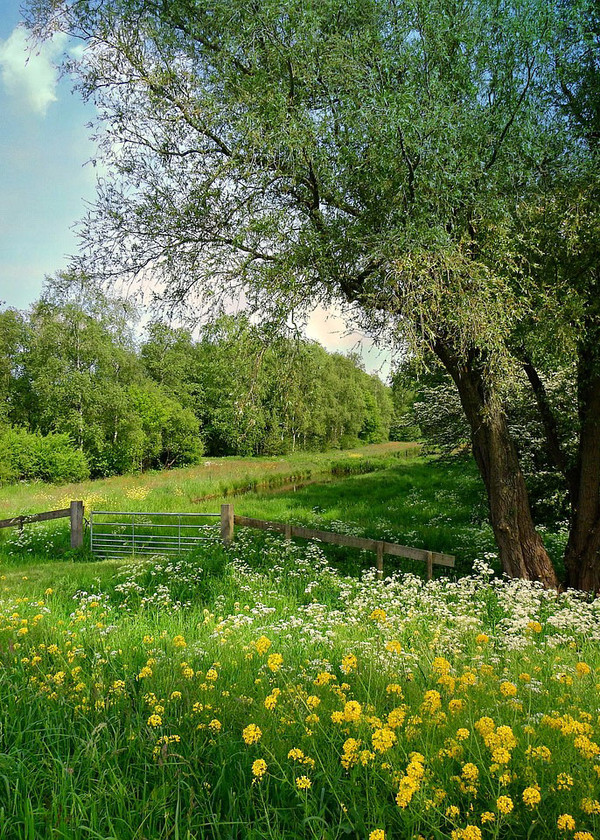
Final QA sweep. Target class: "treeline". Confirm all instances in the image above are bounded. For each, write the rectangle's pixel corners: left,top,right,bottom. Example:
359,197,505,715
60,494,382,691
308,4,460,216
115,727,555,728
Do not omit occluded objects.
0,288,393,483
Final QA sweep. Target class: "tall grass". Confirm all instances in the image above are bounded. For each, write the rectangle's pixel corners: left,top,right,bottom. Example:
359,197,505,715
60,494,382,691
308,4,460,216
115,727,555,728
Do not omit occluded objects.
0,442,415,519
0,536,597,839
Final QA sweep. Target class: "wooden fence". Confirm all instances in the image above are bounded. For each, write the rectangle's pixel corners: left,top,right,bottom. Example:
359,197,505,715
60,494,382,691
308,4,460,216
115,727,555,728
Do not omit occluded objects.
0,500,454,580
0,501,84,548
220,503,454,580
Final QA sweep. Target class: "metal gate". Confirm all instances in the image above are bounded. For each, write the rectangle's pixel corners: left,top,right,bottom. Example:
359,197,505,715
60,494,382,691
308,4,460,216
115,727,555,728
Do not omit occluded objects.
90,510,220,559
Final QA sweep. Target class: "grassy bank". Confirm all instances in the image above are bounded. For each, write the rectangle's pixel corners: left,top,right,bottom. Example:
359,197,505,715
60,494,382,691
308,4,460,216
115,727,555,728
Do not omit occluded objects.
0,449,569,578
0,442,415,520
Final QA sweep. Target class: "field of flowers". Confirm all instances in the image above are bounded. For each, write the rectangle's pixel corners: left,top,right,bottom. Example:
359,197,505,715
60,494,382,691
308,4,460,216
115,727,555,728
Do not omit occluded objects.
0,531,599,839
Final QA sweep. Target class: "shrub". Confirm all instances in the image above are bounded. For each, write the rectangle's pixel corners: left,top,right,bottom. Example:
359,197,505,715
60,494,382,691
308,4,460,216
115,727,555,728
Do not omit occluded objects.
0,427,89,484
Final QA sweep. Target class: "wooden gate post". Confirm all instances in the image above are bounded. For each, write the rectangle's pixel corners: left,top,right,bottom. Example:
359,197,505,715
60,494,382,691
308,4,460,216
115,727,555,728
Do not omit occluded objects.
376,542,384,580
426,551,433,582
221,504,234,545
70,500,84,549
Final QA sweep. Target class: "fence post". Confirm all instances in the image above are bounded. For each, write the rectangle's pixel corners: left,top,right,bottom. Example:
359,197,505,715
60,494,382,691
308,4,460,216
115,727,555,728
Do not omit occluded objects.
221,504,234,545
284,523,292,542
376,542,384,580
70,500,84,549
426,551,433,582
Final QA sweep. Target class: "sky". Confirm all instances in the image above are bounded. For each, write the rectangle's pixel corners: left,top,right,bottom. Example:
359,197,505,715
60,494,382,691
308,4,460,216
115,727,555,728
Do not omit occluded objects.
0,1,391,377
0,1,97,309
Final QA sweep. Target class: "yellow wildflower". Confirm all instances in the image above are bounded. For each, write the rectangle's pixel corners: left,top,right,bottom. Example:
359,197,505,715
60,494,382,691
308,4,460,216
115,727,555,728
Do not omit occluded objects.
372,727,397,753
432,657,451,675
341,653,358,674
497,795,513,815
522,786,541,808
242,724,262,745
387,707,406,729
252,758,267,778
255,636,271,655
557,773,574,790
314,671,335,686
461,763,479,782
267,653,283,672
421,689,442,714
295,776,311,790
461,827,482,840
343,700,362,722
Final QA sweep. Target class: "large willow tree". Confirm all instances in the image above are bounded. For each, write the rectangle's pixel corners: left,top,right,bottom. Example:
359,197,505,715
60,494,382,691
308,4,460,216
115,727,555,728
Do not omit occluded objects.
27,0,600,589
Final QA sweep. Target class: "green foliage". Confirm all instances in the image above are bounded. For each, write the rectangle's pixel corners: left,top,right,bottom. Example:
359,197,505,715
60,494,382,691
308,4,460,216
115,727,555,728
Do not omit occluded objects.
144,315,393,457
22,0,600,585
0,428,89,484
1,291,393,483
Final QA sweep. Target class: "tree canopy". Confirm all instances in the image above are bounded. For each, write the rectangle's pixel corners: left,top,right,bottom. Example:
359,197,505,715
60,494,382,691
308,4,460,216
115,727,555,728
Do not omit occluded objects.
0,284,392,481
25,0,600,588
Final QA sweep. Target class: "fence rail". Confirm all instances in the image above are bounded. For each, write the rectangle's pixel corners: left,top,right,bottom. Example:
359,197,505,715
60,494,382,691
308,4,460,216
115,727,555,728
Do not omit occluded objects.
1,499,455,581
224,504,454,580
0,501,84,548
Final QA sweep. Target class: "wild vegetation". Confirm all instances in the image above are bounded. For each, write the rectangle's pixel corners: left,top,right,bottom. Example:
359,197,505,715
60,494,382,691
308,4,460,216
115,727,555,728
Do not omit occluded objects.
4,0,599,833
26,0,600,589
0,529,599,840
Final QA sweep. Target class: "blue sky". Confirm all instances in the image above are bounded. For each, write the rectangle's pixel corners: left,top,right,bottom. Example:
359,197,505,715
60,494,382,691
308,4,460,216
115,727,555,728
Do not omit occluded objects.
0,0,96,311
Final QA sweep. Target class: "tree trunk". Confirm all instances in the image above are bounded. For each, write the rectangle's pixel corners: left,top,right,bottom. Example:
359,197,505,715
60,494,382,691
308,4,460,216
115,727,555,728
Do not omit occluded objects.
434,340,559,588
564,341,600,591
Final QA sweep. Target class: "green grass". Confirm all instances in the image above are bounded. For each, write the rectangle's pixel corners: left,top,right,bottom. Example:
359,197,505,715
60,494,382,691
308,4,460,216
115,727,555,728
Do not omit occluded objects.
0,535,598,839
232,457,493,576
0,442,416,519
0,450,590,838
0,449,568,580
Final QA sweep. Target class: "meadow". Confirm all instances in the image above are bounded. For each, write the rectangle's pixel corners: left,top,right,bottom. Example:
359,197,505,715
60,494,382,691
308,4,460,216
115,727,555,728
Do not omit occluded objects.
0,449,594,839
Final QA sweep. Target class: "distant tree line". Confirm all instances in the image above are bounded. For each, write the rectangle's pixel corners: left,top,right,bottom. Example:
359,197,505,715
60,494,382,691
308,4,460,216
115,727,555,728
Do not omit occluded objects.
0,285,393,484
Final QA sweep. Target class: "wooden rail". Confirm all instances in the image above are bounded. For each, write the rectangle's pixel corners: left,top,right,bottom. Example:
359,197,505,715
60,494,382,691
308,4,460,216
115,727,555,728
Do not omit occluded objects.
221,504,454,580
0,501,84,548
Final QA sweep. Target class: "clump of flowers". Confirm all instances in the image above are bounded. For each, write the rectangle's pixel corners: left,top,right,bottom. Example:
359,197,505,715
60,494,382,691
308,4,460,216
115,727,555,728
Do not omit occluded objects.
242,724,262,745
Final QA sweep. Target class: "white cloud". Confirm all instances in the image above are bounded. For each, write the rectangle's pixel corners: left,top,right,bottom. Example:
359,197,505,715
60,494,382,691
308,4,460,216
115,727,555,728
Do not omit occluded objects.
0,26,67,116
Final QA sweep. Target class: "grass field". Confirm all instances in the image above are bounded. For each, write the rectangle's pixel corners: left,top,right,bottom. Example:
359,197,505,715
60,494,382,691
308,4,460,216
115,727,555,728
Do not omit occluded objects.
0,442,567,580
0,442,415,521
0,448,589,839
0,531,598,839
